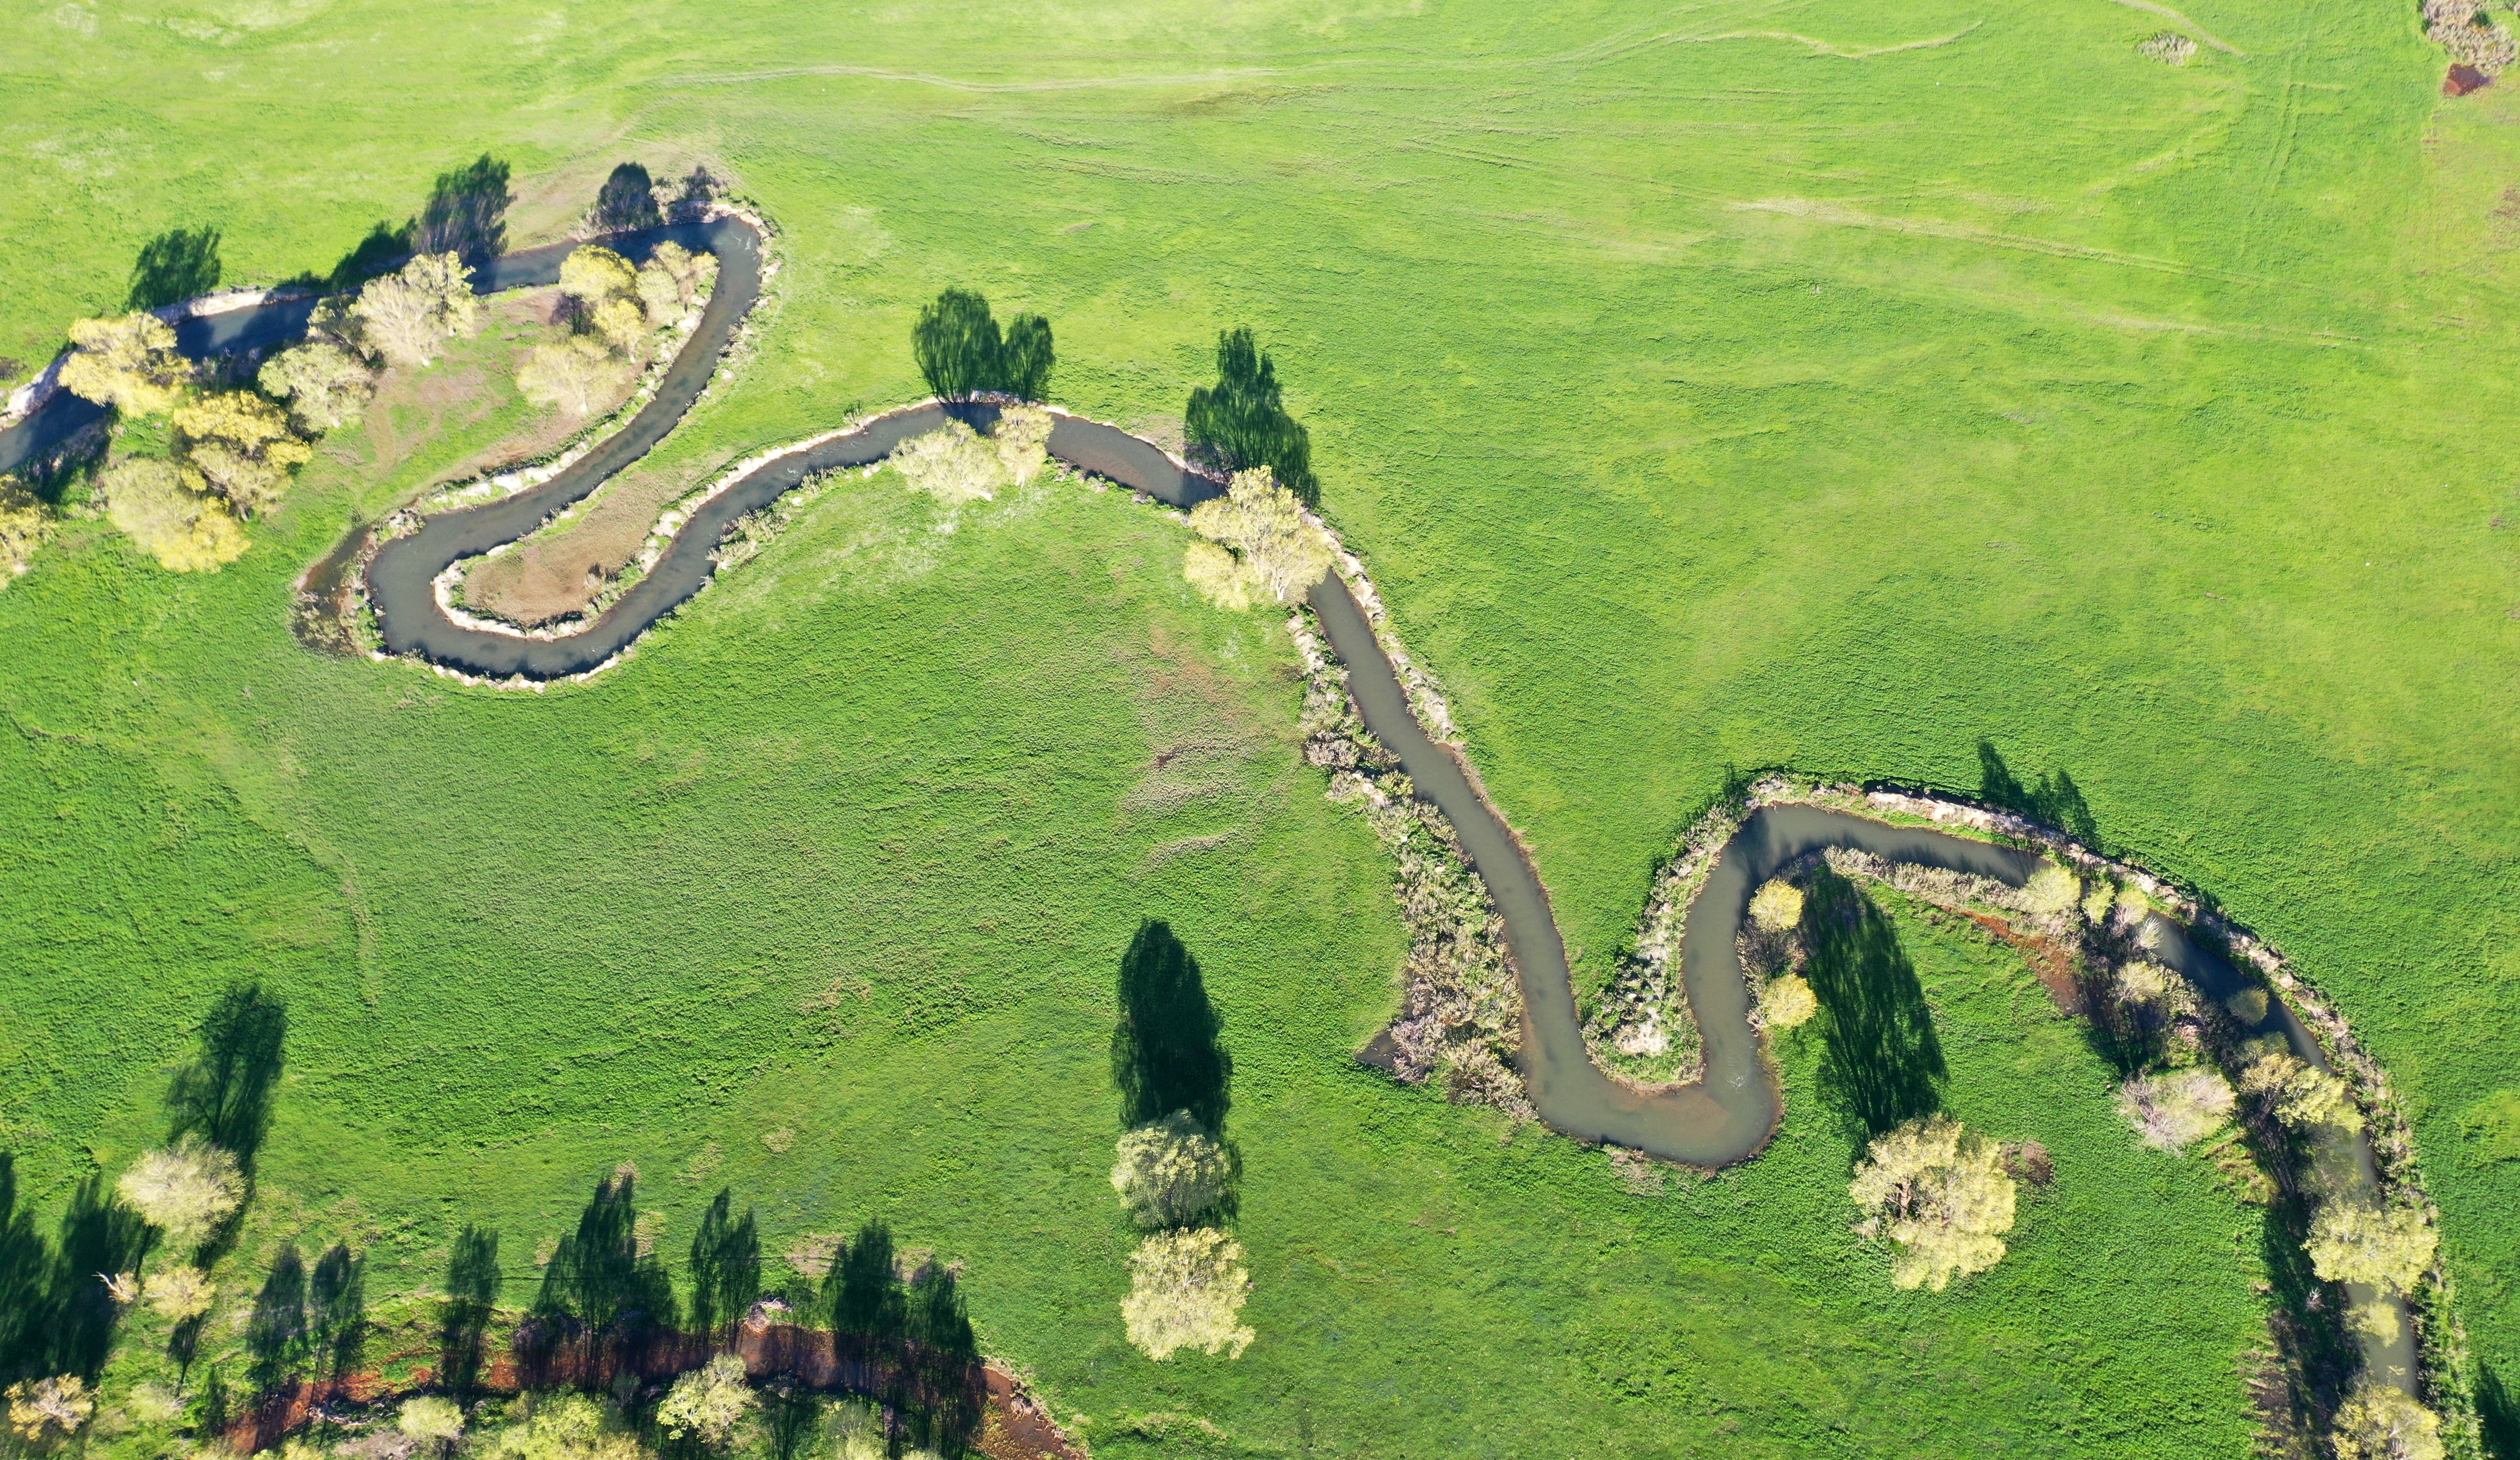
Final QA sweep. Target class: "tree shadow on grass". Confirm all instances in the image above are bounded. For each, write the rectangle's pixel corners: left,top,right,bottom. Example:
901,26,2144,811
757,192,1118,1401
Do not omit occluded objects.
1801,867,1946,1142
438,1224,499,1394
246,1242,307,1397
1111,919,1233,1133
2482,1362,2520,1460
128,228,222,311
0,1159,149,1383
1976,740,2099,847
169,981,287,1170
418,155,513,267
519,1172,674,1389
309,1242,365,1384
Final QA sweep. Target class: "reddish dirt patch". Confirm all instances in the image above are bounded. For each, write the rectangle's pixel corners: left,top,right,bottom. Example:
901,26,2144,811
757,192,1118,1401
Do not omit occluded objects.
2446,63,2492,95
1961,909,2085,1014
463,462,716,626
226,1322,1078,1460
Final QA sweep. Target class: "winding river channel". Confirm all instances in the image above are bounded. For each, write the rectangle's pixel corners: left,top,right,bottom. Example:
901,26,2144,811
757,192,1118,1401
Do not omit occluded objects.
0,214,2416,1390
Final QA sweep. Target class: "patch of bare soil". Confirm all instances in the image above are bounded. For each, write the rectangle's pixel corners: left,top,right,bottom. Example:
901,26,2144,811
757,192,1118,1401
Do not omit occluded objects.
462,459,715,626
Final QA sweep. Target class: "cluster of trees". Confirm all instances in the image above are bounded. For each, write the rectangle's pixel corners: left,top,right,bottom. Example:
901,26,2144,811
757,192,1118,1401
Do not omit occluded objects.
1744,878,1817,1029
515,241,715,418
1185,328,1316,507
1106,921,1255,1363
886,407,1054,505
909,289,1053,403
1181,467,1334,612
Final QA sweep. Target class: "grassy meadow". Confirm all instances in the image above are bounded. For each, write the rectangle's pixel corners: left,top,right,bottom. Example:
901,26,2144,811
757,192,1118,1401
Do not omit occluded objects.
7,0,2520,1451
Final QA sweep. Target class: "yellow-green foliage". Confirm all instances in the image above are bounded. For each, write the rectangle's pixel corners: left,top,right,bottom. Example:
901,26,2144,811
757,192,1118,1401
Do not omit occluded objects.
2115,1067,2233,1154
0,477,48,584
1122,1226,1255,1360
1185,467,1332,606
893,420,1004,504
482,1393,648,1460
97,459,247,572
1749,879,1804,933
517,336,633,418
2079,880,2115,923
1759,973,1818,1030
656,1355,755,1447
258,339,375,431
172,389,312,515
1181,540,1252,610
636,241,717,324
115,1134,243,1243
399,1397,465,1447
355,252,479,365
2243,1052,2365,1134
58,312,187,418
561,245,639,304
2017,863,2079,918
4,1376,91,1445
1849,1115,2017,1291
2329,1381,2444,1460
144,1266,214,1323
1112,1110,1234,1230
993,403,1054,485
2305,1201,2437,1296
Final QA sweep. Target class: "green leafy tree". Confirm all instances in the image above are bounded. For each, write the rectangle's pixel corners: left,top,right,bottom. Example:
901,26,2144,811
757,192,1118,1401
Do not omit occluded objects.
2305,1201,2436,1296
258,341,375,432
172,390,313,516
1185,467,1334,606
1111,1112,1234,1230
1848,1114,2017,1291
59,313,188,417
1120,1228,1253,1361
98,458,248,572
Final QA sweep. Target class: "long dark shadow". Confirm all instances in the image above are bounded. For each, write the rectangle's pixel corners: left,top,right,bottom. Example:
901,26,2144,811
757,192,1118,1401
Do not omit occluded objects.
1111,918,1232,1133
1799,867,1945,1139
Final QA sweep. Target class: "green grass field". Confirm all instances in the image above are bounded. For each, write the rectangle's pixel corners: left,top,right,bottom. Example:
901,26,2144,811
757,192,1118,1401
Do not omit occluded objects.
7,0,2520,1452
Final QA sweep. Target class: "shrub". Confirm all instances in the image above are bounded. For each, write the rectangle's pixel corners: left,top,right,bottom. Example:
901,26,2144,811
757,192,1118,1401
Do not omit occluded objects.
911,288,1054,401
356,252,480,366
1186,467,1333,605
2112,959,2190,1013
4,1376,92,1445
1758,974,1818,1030
2017,863,2079,918
173,390,312,515
98,459,248,573
398,1396,465,1449
146,1266,215,1323
589,296,647,351
1748,879,1803,933
481,1393,647,1460
2305,1201,2437,1296
59,313,188,417
517,337,634,418
2138,31,2198,64
656,1354,756,1449
1185,327,1316,505
2330,1380,2444,1460
258,341,375,431
2115,1067,2233,1153
1121,1227,1254,1360
0,478,49,584
892,420,1004,504
993,403,1054,485
1112,1111,1234,1229
1848,1115,2016,1291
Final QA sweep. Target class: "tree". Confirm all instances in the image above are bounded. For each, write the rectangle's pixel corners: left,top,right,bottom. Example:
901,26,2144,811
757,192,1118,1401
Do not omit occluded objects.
1848,1114,2017,1291
560,245,639,306
656,1354,755,1449
58,313,188,418
892,420,1004,504
517,338,633,418
1120,1228,1253,1360
1181,542,1252,612
1748,880,1804,933
2114,1067,2233,1154
2330,1381,2445,1460
635,242,717,324
1185,467,1334,606
2243,1052,2366,1135
1758,974,1819,1030
115,1135,243,1244
258,341,375,432
591,163,661,233
399,1396,465,1457
146,1267,215,1323
910,288,1053,401
419,154,513,265
356,253,480,366
824,1217,905,1361
173,390,312,516
1185,327,1316,505
481,1392,647,1460
2305,1200,2437,1296
4,1376,91,1446
686,1189,761,1343
2016,863,2080,918
1111,1112,1234,1230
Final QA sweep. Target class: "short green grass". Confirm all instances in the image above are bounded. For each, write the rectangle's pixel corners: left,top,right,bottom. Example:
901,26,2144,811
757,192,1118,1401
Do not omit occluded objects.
7,0,2520,1448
